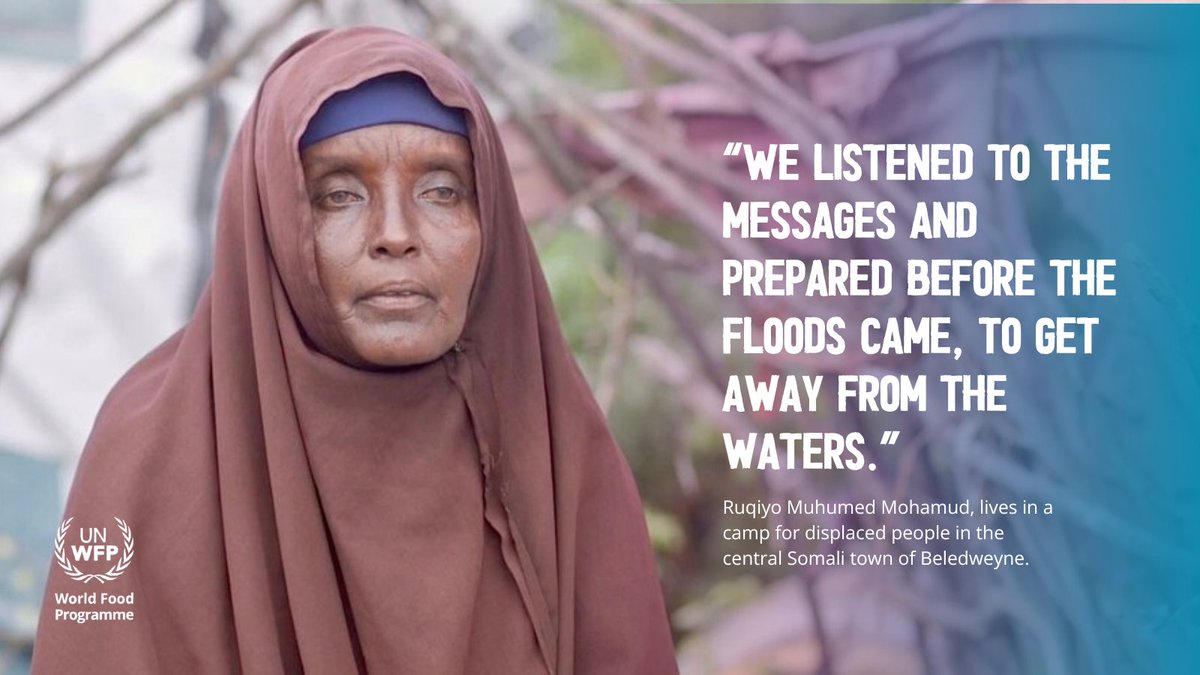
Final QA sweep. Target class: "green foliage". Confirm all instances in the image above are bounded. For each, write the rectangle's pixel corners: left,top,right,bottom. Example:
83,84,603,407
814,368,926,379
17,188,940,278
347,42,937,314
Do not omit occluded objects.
535,210,775,637
645,506,686,555
537,225,613,358
547,3,627,90
535,3,831,644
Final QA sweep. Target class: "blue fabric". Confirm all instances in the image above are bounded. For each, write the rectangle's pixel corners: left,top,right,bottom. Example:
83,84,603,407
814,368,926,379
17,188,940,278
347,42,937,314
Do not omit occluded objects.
299,72,468,150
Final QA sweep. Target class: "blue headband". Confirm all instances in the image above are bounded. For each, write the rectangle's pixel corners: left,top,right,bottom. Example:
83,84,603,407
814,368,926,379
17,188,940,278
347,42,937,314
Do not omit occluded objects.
299,72,469,150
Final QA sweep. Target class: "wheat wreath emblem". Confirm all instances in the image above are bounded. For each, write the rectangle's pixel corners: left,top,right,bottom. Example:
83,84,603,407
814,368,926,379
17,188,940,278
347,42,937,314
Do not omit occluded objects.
54,517,135,584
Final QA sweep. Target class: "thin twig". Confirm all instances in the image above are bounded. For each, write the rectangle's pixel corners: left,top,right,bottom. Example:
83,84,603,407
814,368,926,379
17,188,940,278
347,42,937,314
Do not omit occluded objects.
0,0,313,286
421,1,759,262
634,2,843,142
563,0,917,213
535,167,629,242
594,214,639,413
430,15,728,387
0,268,32,367
0,164,66,369
0,0,190,138
801,573,835,675
187,0,233,308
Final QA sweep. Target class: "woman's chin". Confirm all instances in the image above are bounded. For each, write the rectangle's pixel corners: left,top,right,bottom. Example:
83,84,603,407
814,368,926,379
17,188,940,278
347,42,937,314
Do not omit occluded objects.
348,330,455,368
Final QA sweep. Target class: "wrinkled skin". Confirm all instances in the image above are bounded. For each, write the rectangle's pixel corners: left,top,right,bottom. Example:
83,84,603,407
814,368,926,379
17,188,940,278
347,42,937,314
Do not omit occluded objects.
301,123,481,368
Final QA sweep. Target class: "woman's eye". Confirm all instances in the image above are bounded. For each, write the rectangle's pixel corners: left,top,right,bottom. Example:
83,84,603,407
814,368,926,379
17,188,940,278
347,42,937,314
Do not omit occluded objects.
319,190,362,207
422,186,459,203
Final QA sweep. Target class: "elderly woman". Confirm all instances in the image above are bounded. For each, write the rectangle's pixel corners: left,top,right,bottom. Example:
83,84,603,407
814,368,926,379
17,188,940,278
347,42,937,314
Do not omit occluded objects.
32,26,677,674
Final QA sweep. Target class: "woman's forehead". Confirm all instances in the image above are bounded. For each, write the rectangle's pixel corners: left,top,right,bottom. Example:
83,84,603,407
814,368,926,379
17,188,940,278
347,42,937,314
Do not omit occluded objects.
300,123,474,178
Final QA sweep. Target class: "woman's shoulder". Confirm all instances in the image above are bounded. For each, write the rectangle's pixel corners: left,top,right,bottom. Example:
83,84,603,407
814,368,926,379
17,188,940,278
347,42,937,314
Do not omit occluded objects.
73,325,210,491
93,327,189,429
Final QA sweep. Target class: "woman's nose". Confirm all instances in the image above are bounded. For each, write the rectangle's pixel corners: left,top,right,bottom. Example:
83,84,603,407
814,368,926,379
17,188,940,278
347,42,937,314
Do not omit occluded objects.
370,193,418,258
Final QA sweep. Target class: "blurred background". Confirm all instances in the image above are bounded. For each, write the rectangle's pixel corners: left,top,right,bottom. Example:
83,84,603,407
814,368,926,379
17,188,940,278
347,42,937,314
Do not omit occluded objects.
2,1,1197,674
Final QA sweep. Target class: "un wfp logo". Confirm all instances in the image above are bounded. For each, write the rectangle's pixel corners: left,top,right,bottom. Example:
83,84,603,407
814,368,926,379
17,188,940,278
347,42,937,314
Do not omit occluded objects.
54,517,135,584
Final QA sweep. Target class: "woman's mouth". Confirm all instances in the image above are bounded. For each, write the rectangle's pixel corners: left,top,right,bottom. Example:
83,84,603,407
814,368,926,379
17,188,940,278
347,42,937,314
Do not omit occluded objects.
358,281,433,312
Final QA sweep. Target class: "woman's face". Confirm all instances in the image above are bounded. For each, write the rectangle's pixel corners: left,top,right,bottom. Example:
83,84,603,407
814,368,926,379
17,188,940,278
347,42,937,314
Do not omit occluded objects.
301,123,481,368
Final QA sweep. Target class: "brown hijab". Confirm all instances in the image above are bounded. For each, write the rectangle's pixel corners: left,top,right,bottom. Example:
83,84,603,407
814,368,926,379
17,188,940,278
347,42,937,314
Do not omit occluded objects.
32,26,676,674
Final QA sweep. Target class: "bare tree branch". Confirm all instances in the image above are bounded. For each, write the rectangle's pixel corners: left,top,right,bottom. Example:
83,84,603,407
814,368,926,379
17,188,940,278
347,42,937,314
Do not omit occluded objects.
424,12,729,388
187,0,233,308
0,263,32,364
417,0,760,263
0,0,313,379
533,167,629,243
0,0,190,138
634,2,843,142
0,0,314,287
562,0,917,212
594,215,639,413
